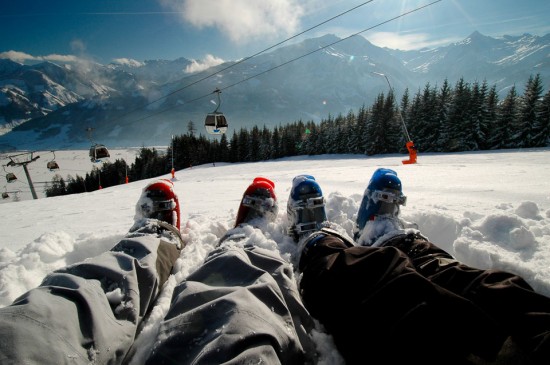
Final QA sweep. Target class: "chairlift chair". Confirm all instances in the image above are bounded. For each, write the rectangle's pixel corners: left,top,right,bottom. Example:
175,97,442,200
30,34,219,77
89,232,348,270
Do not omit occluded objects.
5,172,17,183
205,88,228,135
4,161,17,183
47,151,60,171
47,161,60,170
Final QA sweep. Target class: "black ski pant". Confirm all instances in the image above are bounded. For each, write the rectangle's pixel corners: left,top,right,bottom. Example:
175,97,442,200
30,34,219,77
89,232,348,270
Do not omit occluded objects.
298,232,550,365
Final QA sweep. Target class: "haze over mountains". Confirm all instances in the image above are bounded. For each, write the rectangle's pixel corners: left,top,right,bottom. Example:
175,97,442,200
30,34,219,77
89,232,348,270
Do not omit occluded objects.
0,31,548,151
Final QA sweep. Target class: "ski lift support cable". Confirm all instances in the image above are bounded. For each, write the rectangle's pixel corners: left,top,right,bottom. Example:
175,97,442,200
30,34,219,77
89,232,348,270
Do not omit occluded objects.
130,0,443,124
372,71,411,142
110,0,378,124
372,71,417,164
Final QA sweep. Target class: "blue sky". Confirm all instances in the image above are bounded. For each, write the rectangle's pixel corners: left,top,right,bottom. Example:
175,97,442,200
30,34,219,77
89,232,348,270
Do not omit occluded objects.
1,0,549,68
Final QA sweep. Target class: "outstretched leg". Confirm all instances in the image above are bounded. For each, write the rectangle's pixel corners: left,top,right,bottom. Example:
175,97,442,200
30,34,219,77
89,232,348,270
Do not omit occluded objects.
0,219,182,365
298,229,522,364
0,180,184,365
145,177,316,364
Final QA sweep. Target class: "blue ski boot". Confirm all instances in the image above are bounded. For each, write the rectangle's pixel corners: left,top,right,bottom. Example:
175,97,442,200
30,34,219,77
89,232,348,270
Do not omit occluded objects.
354,168,407,246
287,175,328,243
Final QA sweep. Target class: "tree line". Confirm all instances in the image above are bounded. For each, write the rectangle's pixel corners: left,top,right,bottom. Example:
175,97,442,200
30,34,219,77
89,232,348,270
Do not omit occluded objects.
45,74,549,197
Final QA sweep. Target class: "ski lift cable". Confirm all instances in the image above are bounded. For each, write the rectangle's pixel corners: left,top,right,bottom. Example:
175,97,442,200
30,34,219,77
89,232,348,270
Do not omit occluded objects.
372,71,411,141
129,0,443,125
220,0,443,93
108,0,378,124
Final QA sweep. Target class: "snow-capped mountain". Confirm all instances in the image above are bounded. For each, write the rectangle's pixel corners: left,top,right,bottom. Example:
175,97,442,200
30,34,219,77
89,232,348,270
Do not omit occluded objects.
0,31,548,151
108,57,194,85
0,58,142,131
391,31,550,90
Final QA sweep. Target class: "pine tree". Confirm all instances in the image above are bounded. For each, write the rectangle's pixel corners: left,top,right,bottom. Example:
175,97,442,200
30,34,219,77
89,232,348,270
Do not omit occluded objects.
461,80,487,151
405,90,423,150
249,126,261,162
354,105,368,154
237,128,250,161
218,133,230,162
491,86,519,149
327,114,344,154
436,79,452,151
532,90,550,146
416,83,439,151
66,175,87,194
259,126,273,161
229,131,240,163
279,126,293,157
316,118,331,155
517,74,544,147
483,84,499,149
447,78,472,151
399,89,412,150
293,120,307,154
365,94,385,155
271,127,282,159
343,110,356,153
365,92,401,155
45,174,67,197
301,121,320,155
384,92,403,153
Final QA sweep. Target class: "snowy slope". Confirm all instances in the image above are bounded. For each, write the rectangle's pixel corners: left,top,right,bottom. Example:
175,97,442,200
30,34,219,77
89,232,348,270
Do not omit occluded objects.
1,148,549,363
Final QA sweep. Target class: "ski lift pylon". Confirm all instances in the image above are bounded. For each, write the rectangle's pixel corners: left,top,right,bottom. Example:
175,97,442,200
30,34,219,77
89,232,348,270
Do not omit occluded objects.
205,88,228,135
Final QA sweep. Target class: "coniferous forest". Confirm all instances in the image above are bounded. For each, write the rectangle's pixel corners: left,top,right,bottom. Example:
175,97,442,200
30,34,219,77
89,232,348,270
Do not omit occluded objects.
46,74,550,197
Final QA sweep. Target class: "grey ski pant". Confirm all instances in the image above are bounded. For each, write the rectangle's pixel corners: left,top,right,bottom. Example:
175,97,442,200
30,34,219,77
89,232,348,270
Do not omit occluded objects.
145,243,316,364
0,226,315,364
0,222,180,365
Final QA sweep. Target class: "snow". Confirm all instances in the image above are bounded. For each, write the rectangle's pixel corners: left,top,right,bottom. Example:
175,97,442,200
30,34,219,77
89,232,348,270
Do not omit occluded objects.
1,147,550,363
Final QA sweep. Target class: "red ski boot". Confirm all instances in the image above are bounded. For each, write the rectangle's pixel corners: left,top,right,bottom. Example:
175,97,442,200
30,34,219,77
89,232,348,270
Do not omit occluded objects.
234,177,278,227
136,179,181,230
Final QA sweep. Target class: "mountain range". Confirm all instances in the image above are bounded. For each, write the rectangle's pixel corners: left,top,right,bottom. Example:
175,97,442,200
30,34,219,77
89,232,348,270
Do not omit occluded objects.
0,31,549,151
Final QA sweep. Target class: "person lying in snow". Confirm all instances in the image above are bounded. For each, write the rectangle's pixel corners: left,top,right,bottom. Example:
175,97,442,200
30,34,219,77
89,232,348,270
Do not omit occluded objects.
289,169,550,364
0,178,317,364
1,172,549,365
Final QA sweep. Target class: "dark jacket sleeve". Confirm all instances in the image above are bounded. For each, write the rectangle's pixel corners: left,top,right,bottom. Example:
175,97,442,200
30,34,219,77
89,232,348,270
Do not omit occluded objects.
298,233,550,364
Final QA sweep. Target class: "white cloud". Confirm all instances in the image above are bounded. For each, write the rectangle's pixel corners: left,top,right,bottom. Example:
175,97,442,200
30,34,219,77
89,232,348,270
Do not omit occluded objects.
160,0,304,43
185,54,225,73
367,31,460,50
0,50,36,63
112,58,145,67
43,54,80,63
0,50,79,64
